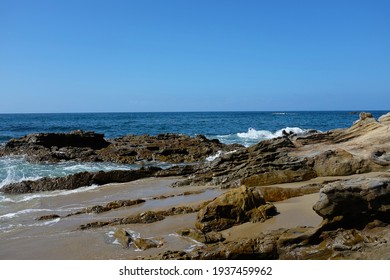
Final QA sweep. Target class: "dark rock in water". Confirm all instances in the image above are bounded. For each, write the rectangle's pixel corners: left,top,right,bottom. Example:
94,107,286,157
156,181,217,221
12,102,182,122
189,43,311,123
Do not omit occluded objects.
66,199,146,216
37,214,60,221
98,133,242,164
78,205,201,230
120,211,166,224
195,186,277,233
2,130,109,163
1,167,161,194
5,130,109,150
0,131,241,164
313,177,390,229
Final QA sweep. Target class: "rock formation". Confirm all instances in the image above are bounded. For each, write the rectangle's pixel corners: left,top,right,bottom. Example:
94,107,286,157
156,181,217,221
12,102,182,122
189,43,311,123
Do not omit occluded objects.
1,168,161,193
174,112,390,188
195,186,277,232
0,131,241,164
1,130,109,162
313,176,390,230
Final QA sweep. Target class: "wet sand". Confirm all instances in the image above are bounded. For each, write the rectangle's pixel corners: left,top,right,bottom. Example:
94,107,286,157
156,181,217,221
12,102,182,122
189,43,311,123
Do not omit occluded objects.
1,173,359,260
222,193,322,241
0,177,222,260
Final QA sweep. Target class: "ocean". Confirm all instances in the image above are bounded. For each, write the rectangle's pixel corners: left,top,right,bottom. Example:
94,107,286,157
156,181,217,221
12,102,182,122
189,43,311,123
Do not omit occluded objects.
0,111,387,189
0,110,388,259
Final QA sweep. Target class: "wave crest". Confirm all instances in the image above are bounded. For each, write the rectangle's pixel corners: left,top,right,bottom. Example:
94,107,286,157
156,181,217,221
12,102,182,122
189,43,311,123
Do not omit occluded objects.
237,127,308,140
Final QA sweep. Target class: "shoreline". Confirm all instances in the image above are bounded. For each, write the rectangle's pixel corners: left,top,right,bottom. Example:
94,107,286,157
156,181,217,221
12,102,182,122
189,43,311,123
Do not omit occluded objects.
1,112,390,259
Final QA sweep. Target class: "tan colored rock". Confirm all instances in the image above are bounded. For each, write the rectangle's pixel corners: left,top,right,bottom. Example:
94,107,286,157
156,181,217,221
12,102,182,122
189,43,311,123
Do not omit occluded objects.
312,149,369,176
258,184,321,202
133,238,163,250
378,112,390,124
196,186,276,233
114,229,132,248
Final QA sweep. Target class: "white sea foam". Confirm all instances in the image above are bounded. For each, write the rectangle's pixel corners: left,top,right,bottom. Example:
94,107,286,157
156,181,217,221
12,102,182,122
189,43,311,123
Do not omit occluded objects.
206,151,223,162
0,156,139,189
0,208,52,220
4,184,102,203
237,127,307,140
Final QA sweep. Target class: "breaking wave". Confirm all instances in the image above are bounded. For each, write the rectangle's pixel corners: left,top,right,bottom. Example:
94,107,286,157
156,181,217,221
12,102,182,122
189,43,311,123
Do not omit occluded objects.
213,127,311,147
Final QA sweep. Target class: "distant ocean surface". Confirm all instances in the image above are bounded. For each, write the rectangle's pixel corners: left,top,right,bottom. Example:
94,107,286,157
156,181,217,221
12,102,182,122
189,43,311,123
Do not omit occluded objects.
0,111,387,190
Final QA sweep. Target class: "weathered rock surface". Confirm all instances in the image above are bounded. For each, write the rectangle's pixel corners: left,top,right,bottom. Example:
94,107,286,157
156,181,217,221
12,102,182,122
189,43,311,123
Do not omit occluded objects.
258,184,322,202
98,133,241,164
1,167,161,193
0,130,109,162
78,205,202,230
313,176,390,229
114,229,133,248
174,137,316,188
66,199,146,216
146,222,390,260
0,131,241,164
133,238,163,251
174,112,390,188
195,186,277,233
177,228,225,244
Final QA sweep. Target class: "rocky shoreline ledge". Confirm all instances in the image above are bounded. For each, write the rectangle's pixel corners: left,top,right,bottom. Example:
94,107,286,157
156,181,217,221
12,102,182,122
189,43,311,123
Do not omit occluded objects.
1,112,390,259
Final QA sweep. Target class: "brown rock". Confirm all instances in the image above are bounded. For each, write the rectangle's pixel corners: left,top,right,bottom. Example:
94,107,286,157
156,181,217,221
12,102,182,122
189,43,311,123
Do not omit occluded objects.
178,228,225,244
133,238,163,250
37,214,60,221
2,168,160,194
258,184,322,202
312,149,368,176
114,229,132,248
313,177,390,229
196,186,277,233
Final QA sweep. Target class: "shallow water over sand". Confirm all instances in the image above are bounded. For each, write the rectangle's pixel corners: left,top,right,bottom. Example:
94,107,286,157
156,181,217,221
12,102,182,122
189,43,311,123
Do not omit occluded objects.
0,177,222,259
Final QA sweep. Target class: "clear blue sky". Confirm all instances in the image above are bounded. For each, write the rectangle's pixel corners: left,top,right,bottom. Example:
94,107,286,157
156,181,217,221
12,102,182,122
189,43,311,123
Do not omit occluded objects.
0,0,389,113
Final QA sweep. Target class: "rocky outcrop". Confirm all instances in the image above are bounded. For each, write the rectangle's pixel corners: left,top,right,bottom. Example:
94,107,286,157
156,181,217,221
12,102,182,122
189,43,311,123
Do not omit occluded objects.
1,167,161,193
134,238,163,250
78,205,202,230
174,137,316,188
312,149,371,176
97,133,241,164
0,131,241,165
378,112,390,124
66,199,146,216
313,176,390,229
113,228,163,250
258,184,322,202
1,130,109,162
174,112,390,188
177,228,225,244
195,186,277,233
114,229,133,248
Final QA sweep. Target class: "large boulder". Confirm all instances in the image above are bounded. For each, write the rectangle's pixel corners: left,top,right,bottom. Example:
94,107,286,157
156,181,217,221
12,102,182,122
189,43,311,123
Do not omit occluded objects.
312,149,371,176
313,177,390,229
195,186,277,233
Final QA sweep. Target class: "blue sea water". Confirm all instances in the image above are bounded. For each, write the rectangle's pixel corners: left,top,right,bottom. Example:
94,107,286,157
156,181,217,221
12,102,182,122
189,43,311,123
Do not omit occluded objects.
0,111,388,189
